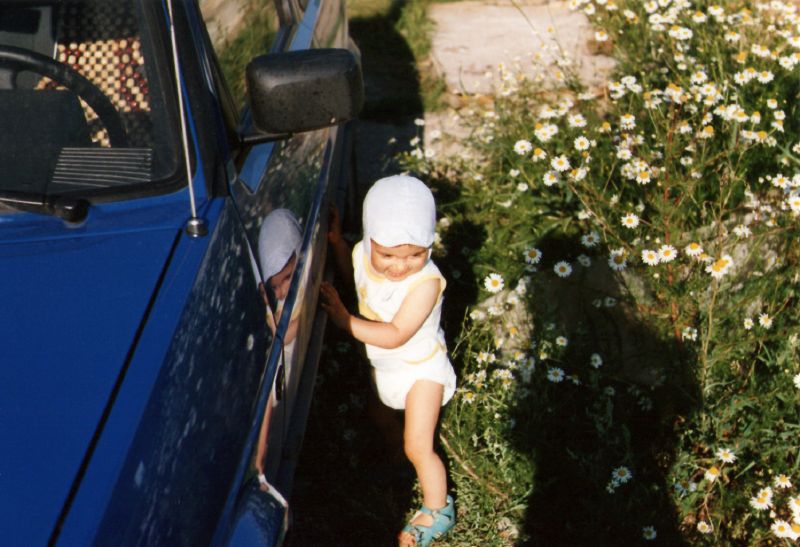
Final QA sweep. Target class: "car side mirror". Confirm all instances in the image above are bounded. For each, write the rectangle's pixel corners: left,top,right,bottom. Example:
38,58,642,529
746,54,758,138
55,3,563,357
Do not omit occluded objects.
241,48,364,145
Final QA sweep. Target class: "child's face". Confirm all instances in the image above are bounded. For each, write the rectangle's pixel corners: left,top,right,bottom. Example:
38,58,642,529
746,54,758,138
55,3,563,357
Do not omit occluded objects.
369,240,428,281
268,253,297,300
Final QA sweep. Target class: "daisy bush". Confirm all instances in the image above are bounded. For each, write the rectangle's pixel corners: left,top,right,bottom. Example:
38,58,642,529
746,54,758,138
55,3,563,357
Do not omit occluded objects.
402,0,800,543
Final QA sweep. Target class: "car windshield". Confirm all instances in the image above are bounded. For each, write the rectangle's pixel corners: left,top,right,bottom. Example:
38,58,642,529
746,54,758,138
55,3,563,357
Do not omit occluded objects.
0,0,180,209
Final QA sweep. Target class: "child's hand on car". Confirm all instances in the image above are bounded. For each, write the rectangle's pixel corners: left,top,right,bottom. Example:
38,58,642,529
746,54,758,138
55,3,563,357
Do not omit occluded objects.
320,281,350,331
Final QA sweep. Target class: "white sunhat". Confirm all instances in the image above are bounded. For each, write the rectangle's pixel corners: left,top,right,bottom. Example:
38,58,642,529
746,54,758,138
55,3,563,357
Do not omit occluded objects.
258,208,302,280
362,175,436,255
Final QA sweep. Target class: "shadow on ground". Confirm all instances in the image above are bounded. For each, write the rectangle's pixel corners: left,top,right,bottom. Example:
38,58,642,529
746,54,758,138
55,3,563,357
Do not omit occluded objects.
509,233,700,545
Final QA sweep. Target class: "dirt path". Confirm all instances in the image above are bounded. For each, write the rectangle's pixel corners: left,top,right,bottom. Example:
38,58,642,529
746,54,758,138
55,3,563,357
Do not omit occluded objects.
355,0,614,191
428,0,614,95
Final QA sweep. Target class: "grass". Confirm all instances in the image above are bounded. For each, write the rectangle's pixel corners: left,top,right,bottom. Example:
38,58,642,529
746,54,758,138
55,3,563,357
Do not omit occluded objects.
214,0,447,117
213,0,278,109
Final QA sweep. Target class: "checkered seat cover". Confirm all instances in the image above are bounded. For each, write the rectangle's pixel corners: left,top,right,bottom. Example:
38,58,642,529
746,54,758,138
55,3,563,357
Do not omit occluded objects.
39,0,152,149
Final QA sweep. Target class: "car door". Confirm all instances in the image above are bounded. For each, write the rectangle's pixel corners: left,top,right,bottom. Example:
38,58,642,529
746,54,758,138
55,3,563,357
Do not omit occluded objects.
196,0,354,538
220,0,345,490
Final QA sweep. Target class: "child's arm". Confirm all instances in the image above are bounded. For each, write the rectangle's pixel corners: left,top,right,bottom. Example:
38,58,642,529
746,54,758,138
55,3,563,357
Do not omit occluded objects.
320,278,440,349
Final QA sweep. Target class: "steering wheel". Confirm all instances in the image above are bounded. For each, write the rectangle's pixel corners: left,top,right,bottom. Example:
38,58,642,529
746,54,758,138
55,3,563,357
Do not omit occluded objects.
0,45,128,147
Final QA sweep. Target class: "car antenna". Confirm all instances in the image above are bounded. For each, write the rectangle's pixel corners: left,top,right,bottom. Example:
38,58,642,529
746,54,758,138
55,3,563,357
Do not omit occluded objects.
166,0,207,237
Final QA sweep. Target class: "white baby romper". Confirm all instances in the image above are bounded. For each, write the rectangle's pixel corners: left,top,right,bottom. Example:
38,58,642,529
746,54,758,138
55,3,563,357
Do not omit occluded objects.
352,240,457,410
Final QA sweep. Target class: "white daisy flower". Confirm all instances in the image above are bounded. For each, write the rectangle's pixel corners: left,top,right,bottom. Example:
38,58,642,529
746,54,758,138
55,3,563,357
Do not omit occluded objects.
547,367,565,382
789,495,800,516
555,336,568,347
612,466,633,484
608,250,627,271
590,353,603,368
620,113,636,130
757,70,774,84
641,249,660,266
543,171,559,187
705,255,733,279
484,273,504,293
574,136,591,151
681,327,698,341
733,224,751,238
553,261,573,278
697,521,712,534
771,519,800,540
705,466,720,482
524,247,543,264
750,487,773,510
532,147,547,162
787,194,800,213
621,213,640,229
642,526,657,540
684,242,703,257
658,245,677,263
794,373,800,389
581,231,600,248
716,448,736,463
551,155,571,172
616,147,632,160
568,113,587,127
743,317,754,330
514,139,533,155
774,474,792,489
758,313,773,329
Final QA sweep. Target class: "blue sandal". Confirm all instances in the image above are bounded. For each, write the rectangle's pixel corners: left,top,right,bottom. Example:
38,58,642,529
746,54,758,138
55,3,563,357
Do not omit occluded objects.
399,495,455,546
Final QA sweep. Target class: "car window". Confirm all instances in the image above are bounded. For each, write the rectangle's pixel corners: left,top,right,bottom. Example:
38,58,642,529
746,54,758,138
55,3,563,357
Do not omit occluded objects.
0,0,181,203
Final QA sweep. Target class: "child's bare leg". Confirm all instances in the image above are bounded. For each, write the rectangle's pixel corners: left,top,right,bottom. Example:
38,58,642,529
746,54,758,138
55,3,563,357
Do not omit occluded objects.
398,380,447,544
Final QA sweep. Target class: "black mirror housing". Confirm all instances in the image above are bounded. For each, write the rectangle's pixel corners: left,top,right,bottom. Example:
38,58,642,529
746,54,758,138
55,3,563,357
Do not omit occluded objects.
245,48,364,136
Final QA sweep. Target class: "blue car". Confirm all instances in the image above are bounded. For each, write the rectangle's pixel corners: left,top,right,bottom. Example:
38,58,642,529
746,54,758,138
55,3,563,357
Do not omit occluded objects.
0,0,362,544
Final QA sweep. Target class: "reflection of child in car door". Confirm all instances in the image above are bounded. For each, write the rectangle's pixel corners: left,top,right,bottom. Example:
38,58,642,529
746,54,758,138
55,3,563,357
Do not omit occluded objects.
258,208,303,343
320,175,457,546
253,208,302,488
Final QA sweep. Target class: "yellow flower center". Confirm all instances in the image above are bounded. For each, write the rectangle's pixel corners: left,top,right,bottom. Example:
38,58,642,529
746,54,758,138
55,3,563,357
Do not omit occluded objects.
711,259,729,272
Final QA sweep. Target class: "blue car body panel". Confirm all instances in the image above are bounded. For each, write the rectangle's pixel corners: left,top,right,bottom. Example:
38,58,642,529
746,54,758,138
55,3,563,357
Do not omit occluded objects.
0,0,358,544
0,218,180,546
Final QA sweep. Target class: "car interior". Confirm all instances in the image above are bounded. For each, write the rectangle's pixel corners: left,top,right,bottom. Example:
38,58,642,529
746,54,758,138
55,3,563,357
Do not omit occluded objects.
0,0,176,198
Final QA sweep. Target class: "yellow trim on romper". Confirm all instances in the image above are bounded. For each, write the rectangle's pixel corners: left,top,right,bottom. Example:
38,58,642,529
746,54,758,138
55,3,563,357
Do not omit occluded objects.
403,342,445,365
357,295,380,321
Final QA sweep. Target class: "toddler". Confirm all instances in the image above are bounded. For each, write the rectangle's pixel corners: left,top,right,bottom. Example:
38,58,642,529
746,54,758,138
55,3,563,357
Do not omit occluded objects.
320,175,457,546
